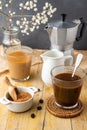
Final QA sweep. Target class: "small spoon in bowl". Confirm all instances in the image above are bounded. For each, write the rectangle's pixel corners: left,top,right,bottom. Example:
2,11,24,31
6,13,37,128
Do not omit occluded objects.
4,77,18,101
72,53,83,77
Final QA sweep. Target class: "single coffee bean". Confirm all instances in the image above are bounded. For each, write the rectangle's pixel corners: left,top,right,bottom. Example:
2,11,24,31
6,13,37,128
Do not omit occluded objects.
31,113,36,118
39,99,44,104
37,106,42,110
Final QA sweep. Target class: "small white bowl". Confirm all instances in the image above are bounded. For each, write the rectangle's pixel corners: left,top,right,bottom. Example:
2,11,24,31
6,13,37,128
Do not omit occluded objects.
0,86,39,112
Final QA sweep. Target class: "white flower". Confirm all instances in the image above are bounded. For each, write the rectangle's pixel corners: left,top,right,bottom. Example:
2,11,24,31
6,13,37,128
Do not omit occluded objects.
34,0,37,3
26,21,29,24
25,1,29,6
24,6,27,9
26,7,30,10
9,0,12,3
32,22,37,26
24,17,27,21
43,6,46,10
0,0,57,35
30,1,33,6
26,32,29,35
30,27,34,32
9,10,11,13
36,26,39,29
32,16,36,21
49,14,52,17
17,1,56,35
5,4,9,7
34,4,36,7
16,20,20,25
19,8,22,10
34,8,38,11
47,11,51,16
20,25,23,29
45,2,49,8
36,19,40,24
52,8,57,13
19,3,23,7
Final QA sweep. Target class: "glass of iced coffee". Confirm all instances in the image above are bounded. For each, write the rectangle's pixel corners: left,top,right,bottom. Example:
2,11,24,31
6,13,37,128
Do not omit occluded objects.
6,46,33,81
51,65,86,109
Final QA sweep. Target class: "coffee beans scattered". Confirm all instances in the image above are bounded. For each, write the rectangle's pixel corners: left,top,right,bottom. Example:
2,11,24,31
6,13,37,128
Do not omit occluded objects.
30,99,44,118
31,113,36,118
37,106,42,110
39,99,44,104
38,88,40,92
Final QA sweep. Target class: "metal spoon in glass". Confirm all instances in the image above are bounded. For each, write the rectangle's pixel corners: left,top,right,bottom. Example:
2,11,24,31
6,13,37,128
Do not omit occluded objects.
72,53,83,77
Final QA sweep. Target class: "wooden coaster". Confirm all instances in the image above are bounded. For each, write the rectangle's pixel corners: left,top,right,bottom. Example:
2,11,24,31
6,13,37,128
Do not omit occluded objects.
46,95,83,118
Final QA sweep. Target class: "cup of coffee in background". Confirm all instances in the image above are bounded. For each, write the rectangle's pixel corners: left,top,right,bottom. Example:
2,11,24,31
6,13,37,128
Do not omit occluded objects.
51,65,86,109
6,46,33,81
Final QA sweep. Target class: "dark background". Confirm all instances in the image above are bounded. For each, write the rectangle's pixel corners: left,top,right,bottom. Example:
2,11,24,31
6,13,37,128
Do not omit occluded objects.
0,0,87,50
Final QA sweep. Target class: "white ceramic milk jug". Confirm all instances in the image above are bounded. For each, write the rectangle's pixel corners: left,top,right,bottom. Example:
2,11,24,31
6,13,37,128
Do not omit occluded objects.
40,49,73,86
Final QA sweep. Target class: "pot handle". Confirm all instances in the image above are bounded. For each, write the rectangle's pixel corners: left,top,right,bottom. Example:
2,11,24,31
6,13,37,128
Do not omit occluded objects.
76,17,87,41
61,13,67,22
0,97,11,105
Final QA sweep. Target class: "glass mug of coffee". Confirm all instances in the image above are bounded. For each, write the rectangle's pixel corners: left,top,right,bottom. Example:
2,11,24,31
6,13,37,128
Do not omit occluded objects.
6,46,33,81
51,65,86,109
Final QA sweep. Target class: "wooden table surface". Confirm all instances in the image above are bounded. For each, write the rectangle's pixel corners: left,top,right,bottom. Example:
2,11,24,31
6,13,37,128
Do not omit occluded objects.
0,49,87,130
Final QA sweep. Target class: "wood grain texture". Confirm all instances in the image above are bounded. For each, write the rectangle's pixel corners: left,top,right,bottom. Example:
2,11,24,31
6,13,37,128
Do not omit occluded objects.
0,50,87,130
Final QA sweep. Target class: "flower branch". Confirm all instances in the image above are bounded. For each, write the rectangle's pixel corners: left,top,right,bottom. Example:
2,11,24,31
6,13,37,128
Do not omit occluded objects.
0,0,57,35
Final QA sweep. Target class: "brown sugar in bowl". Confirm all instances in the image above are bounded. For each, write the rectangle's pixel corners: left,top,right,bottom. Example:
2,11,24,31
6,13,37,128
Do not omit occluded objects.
0,86,39,112
15,92,32,102
8,91,32,102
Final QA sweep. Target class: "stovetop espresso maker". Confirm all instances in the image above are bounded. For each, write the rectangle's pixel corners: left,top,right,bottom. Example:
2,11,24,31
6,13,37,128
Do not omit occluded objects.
45,14,86,57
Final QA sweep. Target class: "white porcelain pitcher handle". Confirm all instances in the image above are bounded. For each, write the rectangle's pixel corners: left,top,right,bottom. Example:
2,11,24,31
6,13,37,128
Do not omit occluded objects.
64,55,73,65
